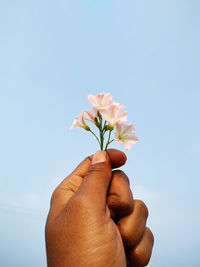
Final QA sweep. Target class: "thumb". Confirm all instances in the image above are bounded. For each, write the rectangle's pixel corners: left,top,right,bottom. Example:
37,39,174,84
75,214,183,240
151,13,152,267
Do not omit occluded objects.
78,150,112,207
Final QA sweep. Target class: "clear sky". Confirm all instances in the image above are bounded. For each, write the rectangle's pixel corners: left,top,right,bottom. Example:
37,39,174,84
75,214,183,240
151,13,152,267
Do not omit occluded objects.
0,1,200,266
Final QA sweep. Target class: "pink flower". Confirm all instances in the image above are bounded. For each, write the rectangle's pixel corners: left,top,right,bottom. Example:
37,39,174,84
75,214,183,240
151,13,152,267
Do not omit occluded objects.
113,102,126,109
114,123,138,150
69,110,90,130
100,104,128,126
88,92,114,110
83,108,98,123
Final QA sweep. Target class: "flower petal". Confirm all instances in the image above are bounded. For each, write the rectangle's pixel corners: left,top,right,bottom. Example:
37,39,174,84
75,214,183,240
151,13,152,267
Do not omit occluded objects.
88,92,114,109
114,123,138,150
100,105,128,125
69,110,86,130
84,108,98,123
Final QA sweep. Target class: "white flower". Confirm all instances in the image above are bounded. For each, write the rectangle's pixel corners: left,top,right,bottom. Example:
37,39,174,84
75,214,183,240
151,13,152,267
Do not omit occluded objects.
69,92,138,151
114,123,138,150
83,108,98,123
69,110,90,130
100,104,128,126
88,92,114,110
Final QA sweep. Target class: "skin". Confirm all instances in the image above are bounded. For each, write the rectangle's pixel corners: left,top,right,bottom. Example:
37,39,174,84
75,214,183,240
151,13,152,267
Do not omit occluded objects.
45,149,154,267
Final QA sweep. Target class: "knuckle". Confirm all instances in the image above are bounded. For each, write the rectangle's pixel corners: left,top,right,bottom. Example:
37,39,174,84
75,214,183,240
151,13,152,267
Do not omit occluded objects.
117,220,140,249
107,194,119,208
107,194,133,217
80,156,92,167
146,227,154,245
135,199,149,218
65,179,80,193
119,198,133,212
129,228,154,266
132,246,152,266
112,169,125,176
107,194,125,208
112,170,130,185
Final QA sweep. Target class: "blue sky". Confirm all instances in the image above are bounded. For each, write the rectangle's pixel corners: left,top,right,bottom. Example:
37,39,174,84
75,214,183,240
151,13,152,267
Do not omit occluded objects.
0,0,200,266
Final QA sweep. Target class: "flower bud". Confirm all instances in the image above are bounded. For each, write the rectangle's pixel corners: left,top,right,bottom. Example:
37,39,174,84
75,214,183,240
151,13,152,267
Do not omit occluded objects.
106,124,114,131
97,111,102,118
84,125,90,131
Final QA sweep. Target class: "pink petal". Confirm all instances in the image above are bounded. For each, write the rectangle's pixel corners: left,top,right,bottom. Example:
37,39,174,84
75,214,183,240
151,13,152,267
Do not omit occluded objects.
114,123,138,150
123,140,134,150
100,105,128,125
88,94,98,108
113,102,126,109
83,108,98,123
69,110,86,130
88,92,114,109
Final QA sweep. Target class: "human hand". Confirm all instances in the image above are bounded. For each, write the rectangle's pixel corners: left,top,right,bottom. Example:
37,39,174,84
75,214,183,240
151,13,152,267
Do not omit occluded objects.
45,149,154,267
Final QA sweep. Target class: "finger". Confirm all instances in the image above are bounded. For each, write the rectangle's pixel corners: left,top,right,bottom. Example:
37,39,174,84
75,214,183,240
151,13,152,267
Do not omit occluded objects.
71,148,126,178
77,150,112,209
107,170,133,219
107,148,127,169
49,149,127,217
117,200,149,249
126,227,154,267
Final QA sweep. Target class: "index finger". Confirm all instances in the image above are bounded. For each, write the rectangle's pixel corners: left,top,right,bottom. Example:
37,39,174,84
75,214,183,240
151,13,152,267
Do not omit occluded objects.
107,148,127,169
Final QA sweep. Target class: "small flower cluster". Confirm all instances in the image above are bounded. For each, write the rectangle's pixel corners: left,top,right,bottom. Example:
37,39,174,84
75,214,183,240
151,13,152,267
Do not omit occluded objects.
70,93,138,150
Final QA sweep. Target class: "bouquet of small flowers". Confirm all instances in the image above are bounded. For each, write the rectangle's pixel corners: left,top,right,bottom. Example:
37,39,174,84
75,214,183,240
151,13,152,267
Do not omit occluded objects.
70,93,138,150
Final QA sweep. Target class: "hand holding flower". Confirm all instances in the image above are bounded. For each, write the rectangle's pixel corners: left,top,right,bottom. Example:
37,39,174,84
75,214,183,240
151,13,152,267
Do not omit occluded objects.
45,149,154,267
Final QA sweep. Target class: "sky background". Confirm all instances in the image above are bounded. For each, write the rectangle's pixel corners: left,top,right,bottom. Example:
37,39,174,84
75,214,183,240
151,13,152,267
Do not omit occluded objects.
0,0,200,266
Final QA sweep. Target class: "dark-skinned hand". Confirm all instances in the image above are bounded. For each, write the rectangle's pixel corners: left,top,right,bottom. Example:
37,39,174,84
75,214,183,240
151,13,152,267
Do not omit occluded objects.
45,149,154,267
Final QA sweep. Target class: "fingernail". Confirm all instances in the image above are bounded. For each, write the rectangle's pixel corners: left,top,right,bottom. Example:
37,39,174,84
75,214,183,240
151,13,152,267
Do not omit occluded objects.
92,151,107,165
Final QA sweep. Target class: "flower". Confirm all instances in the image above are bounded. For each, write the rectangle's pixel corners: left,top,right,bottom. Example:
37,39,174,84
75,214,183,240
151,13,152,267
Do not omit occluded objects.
69,110,90,130
69,92,139,151
83,108,98,123
88,92,114,110
114,123,138,150
100,104,128,126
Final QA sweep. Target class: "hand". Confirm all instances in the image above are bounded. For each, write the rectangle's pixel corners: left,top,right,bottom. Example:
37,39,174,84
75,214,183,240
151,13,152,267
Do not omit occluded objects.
45,149,154,267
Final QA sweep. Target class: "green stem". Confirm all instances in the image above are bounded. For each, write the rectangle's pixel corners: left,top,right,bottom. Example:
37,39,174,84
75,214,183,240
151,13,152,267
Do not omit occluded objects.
105,130,113,150
89,129,101,147
105,139,114,150
99,117,104,150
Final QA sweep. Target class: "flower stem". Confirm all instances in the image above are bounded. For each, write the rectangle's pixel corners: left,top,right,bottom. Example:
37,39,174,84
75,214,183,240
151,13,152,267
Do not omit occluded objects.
105,130,113,150
105,139,114,150
89,129,101,147
99,116,104,150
